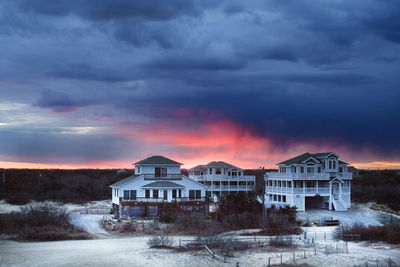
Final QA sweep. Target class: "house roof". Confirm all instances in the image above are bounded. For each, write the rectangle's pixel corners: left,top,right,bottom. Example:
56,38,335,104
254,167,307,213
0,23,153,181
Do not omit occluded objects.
279,152,347,165
134,155,182,165
109,175,140,188
142,181,185,188
347,166,359,172
189,161,241,170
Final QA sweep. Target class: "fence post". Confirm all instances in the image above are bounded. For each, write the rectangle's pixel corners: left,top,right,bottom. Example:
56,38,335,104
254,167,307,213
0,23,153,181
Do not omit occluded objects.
280,253,282,265
293,251,295,263
314,247,317,255
346,241,348,253
304,250,306,259
268,257,271,267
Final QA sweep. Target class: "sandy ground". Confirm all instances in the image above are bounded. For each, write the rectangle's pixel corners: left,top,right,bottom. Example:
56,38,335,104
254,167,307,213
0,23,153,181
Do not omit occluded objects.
297,203,384,226
1,201,400,266
1,235,399,267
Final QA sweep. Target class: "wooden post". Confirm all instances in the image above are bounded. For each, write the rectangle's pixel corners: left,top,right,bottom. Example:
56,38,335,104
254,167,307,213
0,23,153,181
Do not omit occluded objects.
314,247,317,255
346,241,348,253
268,257,271,267
304,250,306,259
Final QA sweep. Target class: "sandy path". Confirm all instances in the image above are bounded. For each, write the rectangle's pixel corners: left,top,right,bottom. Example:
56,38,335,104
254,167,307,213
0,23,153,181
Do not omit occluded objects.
0,236,221,267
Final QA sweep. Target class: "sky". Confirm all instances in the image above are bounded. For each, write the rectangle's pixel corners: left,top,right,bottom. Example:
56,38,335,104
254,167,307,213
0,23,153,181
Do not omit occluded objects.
0,0,399,170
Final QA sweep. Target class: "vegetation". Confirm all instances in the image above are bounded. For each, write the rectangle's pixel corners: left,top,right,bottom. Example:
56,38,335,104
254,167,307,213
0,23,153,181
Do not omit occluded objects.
0,204,90,241
341,223,400,244
147,234,174,248
0,169,133,204
351,170,400,211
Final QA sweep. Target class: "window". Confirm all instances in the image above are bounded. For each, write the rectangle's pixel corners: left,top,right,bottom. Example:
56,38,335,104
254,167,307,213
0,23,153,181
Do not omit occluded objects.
278,195,281,202
178,189,182,198
307,167,314,173
153,190,159,198
136,166,141,174
300,167,304,173
230,181,237,186
155,167,167,177
189,190,195,199
130,190,136,200
228,171,231,176
273,195,277,201
282,195,286,202
123,190,129,200
339,167,343,173
318,167,321,173
196,190,201,199
279,167,286,173
288,181,292,188
216,168,221,174
209,168,212,174
163,190,168,200
329,161,332,169
172,189,177,198
145,189,150,198
333,161,336,169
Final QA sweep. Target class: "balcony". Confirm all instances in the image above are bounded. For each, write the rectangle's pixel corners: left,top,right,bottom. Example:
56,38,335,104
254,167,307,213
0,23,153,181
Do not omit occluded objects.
266,172,330,180
119,197,206,204
266,186,350,195
143,174,182,180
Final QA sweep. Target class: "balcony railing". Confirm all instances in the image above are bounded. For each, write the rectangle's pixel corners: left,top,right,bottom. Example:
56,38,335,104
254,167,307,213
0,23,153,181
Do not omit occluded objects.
191,175,256,182
266,186,349,195
119,197,206,203
266,172,352,180
143,174,182,180
265,173,330,180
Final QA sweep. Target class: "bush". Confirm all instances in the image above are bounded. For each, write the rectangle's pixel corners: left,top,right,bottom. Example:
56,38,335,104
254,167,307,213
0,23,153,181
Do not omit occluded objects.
147,234,174,248
269,236,294,247
0,204,90,241
341,223,400,244
5,192,31,205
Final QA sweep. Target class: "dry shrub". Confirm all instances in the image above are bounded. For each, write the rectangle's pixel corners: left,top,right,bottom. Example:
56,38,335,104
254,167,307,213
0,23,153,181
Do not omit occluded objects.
269,236,294,247
147,234,174,248
342,223,400,244
0,204,90,241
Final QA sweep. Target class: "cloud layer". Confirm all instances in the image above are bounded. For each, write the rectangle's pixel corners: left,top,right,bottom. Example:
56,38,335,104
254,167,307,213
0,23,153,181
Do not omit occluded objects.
0,0,399,168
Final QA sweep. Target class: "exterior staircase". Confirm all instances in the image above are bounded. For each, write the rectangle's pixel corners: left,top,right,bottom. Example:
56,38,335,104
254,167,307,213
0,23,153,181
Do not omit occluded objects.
332,196,347,211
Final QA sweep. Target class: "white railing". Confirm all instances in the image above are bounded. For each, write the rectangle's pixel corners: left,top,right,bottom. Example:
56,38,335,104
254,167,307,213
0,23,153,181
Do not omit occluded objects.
190,175,255,182
265,172,330,180
336,173,353,179
266,186,331,195
143,174,182,180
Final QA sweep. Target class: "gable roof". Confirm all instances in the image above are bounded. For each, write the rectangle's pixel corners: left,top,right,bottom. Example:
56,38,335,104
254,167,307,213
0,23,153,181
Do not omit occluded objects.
109,175,140,188
279,152,346,165
189,161,241,170
142,181,185,188
134,155,182,165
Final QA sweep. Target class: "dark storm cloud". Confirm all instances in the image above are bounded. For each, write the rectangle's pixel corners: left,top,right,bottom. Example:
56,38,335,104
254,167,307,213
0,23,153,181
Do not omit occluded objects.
1,0,400,163
34,90,95,113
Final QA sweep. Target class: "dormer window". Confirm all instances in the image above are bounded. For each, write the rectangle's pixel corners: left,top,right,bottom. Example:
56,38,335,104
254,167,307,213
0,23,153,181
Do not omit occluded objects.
136,166,141,174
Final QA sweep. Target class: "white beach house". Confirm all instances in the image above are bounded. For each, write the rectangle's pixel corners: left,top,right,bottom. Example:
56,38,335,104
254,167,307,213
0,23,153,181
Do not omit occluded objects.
264,152,352,211
110,155,208,218
188,161,256,198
